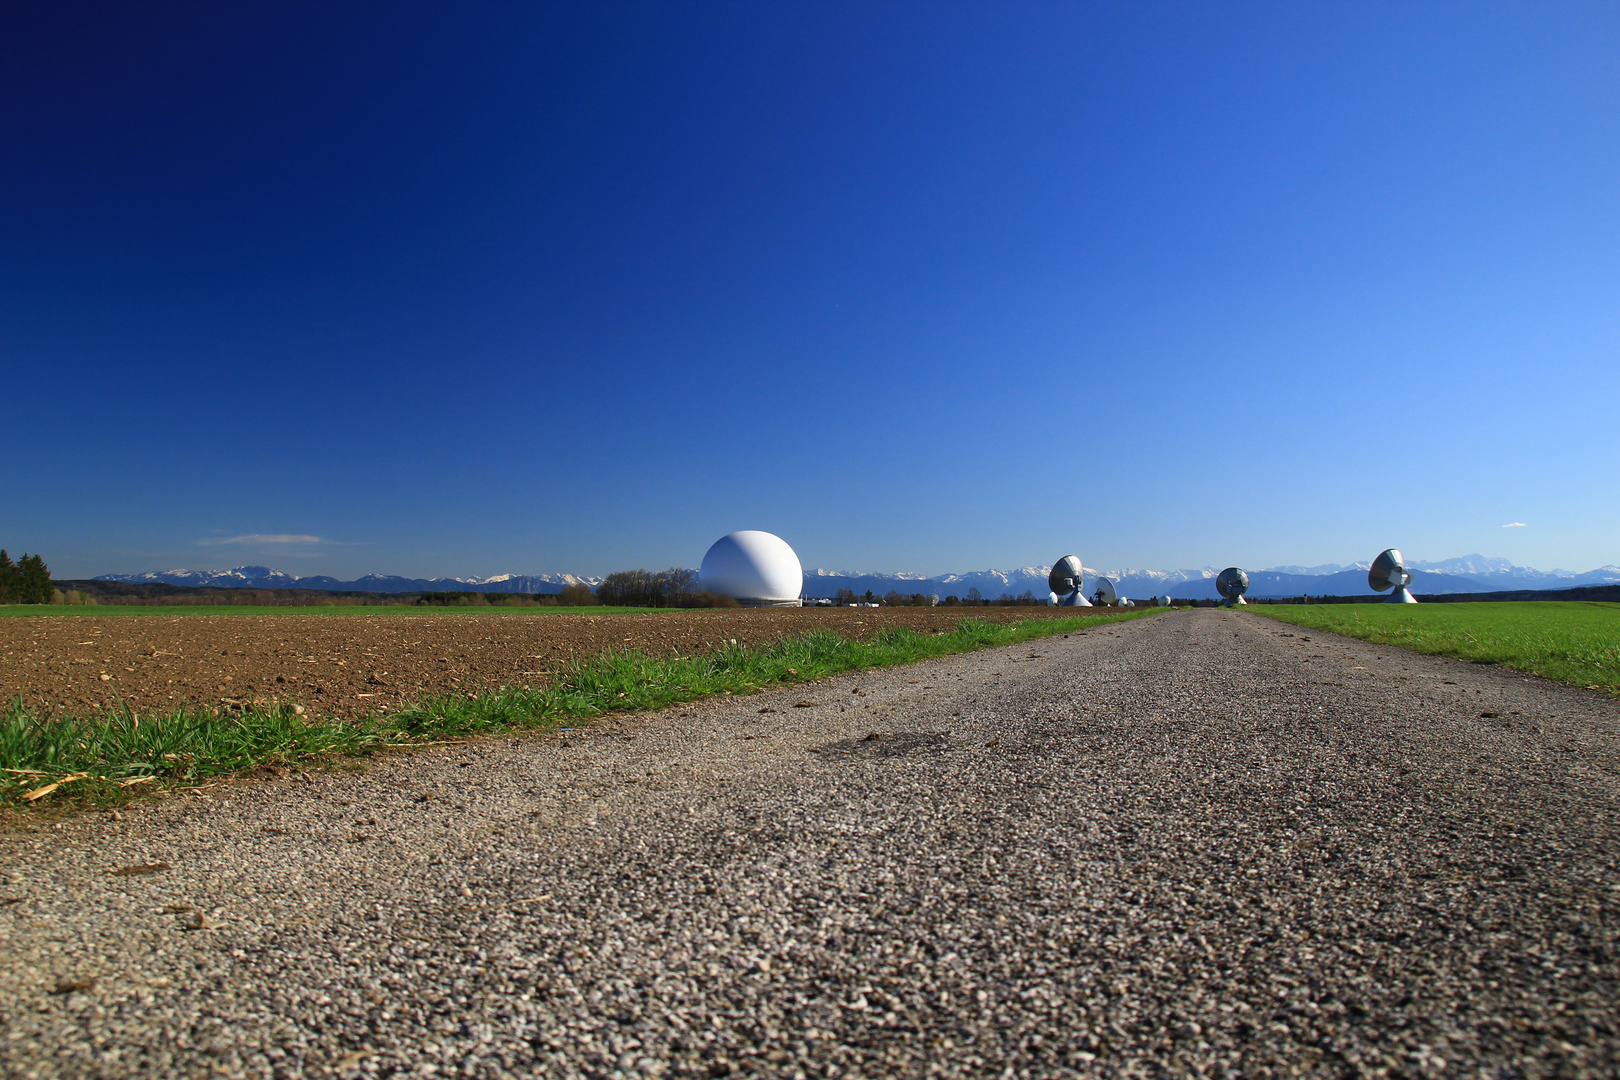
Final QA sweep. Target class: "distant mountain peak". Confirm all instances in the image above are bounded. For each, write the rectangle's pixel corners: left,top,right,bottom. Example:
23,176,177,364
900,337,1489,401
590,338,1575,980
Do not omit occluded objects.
1258,562,1355,576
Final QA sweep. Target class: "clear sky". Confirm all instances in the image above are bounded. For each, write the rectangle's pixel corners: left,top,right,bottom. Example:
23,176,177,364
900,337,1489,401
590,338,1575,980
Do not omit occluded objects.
3,2,1616,581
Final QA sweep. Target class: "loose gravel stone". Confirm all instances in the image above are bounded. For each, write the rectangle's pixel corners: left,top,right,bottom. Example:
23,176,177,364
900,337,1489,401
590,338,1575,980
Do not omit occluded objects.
2,608,1617,1078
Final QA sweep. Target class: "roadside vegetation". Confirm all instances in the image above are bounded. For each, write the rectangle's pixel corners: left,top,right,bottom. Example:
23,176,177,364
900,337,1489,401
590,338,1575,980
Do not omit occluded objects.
1,610,1161,808
1249,601,1620,694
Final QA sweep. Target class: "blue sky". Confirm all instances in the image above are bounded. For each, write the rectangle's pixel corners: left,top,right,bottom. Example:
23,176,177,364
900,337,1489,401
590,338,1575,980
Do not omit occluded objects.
3,2,1616,580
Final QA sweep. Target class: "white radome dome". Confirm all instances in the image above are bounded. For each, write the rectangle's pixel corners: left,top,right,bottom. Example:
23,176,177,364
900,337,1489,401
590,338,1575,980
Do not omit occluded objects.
699,531,803,607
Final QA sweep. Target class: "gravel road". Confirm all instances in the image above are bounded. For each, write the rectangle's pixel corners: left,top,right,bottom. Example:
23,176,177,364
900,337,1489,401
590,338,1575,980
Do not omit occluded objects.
3,607,1617,1079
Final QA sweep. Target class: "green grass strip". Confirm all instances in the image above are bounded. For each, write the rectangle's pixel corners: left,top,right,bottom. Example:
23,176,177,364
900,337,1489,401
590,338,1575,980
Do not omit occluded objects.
1247,601,1620,694
1,609,1162,807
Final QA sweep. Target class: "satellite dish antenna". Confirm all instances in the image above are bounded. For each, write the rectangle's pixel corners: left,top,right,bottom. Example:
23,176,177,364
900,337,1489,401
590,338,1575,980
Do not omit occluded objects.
1215,567,1249,606
1369,548,1418,603
1092,576,1118,606
1047,555,1092,606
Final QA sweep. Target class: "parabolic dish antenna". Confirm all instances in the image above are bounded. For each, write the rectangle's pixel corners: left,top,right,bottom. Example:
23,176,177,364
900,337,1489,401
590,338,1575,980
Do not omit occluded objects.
1215,567,1249,606
1047,555,1092,607
1368,548,1418,604
1092,576,1118,606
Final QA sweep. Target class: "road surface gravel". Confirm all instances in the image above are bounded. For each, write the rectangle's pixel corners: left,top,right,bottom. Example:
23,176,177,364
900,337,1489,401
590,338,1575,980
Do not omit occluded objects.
2,607,1617,1079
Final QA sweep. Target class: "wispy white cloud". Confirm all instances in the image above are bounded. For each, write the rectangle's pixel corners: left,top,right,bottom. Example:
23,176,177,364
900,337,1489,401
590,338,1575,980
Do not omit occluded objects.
1502,522,1528,528
198,534,322,546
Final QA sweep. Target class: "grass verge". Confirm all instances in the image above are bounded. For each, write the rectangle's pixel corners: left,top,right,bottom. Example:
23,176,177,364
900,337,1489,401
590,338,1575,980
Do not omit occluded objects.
1248,601,1620,694
2,609,1163,809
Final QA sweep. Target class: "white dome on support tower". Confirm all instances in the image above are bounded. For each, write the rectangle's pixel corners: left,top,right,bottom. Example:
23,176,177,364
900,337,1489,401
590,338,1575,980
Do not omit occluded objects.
699,531,803,607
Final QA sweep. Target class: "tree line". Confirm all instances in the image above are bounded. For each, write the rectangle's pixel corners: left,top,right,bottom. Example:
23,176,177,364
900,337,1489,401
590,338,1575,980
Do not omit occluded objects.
0,550,54,604
414,573,739,608
415,583,601,606
939,587,1043,606
597,568,737,608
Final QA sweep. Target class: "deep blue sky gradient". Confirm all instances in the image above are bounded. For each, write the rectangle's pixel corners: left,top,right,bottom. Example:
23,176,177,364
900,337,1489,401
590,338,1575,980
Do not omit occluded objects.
3,2,1616,579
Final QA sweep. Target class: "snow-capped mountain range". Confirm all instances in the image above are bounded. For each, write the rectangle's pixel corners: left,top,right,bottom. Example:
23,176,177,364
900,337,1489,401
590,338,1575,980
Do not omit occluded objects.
94,566,601,594
94,556,1620,600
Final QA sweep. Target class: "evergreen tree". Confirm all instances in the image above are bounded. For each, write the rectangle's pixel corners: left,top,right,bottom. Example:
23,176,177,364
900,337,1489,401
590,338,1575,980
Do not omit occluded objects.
11,553,52,604
0,550,15,604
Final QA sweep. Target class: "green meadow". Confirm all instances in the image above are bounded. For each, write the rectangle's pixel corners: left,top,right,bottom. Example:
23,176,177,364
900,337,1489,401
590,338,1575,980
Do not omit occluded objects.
2,609,1163,807
1249,601,1620,694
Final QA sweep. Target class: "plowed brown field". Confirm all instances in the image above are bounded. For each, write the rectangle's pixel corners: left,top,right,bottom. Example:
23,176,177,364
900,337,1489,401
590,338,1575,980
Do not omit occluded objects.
1,606,1104,720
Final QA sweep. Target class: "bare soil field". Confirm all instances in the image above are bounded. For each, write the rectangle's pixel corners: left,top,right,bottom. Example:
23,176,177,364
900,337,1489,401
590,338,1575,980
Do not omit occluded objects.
0,606,1095,720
